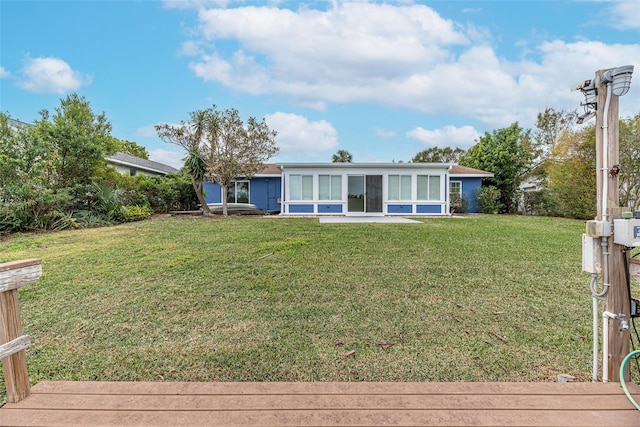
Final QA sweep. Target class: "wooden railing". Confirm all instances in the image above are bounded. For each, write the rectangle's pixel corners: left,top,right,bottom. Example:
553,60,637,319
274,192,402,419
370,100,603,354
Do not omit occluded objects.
0,259,41,403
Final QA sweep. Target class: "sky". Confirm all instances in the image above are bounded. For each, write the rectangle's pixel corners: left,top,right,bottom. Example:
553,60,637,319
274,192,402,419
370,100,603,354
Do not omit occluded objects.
1,0,639,169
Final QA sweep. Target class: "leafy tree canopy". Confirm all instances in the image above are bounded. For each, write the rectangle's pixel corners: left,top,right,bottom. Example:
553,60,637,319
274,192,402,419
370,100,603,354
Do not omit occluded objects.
112,137,149,159
35,93,115,189
619,113,640,211
412,146,465,163
459,122,533,213
156,106,278,216
332,149,353,162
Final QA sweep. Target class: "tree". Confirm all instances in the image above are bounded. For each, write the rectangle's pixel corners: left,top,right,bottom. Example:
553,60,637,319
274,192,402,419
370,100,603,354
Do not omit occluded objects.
619,113,640,211
112,137,149,159
545,125,596,219
207,108,278,216
156,106,278,216
534,107,578,156
0,114,46,193
332,149,353,162
412,146,465,163
155,109,215,214
35,93,115,189
459,123,533,213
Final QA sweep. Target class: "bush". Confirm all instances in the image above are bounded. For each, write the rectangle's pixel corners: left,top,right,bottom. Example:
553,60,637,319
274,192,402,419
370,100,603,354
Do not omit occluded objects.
518,189,559,217
476,186,504,214
450,193,469,214
122,205,153,222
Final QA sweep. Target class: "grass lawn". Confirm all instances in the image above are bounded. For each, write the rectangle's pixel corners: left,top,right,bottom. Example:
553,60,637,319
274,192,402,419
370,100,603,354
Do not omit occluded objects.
2,214,636,402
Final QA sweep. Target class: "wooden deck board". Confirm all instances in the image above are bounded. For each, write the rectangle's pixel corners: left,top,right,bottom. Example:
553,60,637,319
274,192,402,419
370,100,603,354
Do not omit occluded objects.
1,381,639,426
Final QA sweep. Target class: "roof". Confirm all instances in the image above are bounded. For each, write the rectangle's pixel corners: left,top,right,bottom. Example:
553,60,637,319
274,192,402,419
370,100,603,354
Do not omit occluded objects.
450,165,494,177
256,164,282,175
106,152,179,175
278,162,454,169
248,163,493,177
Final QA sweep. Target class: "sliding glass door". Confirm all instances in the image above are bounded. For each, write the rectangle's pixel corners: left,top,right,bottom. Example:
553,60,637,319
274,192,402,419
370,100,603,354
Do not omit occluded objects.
347,175,382,213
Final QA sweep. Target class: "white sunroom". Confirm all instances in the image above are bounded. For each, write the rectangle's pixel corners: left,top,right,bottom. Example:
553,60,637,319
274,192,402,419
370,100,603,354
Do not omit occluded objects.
278,163,453,216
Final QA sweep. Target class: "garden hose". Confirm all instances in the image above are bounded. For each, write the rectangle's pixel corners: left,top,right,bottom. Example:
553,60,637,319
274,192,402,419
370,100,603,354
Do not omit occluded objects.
620,350,640,411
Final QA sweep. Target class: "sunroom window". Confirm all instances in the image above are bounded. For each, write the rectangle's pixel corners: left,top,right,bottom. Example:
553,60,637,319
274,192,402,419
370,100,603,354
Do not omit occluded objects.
388,175,411,200
319,175,342,200
290,175,313,200
417,175,441,200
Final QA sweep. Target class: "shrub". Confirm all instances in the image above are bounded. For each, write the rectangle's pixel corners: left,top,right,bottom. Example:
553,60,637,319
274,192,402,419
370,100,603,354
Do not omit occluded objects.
450,193,469,214
476,186,504,214
123,205,153,222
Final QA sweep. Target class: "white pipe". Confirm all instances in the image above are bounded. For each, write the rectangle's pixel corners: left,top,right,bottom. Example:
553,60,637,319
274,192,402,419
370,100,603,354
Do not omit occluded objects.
603,312,610,382
600,82,613,383
592,293,599,381
601,82,612,222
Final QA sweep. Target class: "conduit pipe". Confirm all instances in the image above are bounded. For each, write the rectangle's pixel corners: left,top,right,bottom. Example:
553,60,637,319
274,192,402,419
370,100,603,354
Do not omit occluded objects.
602,311,629,382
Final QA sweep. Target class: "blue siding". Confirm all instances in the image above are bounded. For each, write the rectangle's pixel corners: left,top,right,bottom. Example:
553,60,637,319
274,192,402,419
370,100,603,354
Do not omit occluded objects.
289,204,314,213
318,204,343,213
203,178,281,211
203,182,222,204
416,204,442,214
459,177,483,213
387,204,413,214
249,177,281,211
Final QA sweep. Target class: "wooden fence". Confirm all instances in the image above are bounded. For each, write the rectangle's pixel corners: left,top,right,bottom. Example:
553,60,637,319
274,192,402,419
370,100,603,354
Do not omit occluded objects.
0,259,42,403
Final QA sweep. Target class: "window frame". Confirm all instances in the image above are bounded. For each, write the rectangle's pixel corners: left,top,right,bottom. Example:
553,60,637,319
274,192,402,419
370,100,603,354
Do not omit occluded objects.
226,180,250,204
388,174,412,201
417,175,442,201
289,174,314,201
318,174,342,201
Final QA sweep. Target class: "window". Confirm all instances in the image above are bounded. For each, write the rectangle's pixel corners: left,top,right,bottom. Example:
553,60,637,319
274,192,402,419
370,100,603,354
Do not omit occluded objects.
388,175,411,200
319,175,342,200
417,175,441,200
227,181,250,203
129,169,137,177
290,175,313,200
450,181,462,198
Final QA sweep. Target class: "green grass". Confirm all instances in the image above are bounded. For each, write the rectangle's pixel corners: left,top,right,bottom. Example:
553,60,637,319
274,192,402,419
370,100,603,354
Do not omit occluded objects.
1,214,631,402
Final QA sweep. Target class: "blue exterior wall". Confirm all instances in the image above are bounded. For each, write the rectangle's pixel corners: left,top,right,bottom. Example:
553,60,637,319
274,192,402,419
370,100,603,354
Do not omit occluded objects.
203,177,282,211
203,182,222,204
205,175,484,214
459,177,483,213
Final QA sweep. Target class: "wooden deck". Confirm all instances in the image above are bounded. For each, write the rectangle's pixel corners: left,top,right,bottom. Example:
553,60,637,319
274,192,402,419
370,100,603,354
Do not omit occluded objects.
1,381,639,426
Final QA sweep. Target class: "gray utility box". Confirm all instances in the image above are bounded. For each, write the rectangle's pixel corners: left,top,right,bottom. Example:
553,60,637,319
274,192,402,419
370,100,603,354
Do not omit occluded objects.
613,219,640,247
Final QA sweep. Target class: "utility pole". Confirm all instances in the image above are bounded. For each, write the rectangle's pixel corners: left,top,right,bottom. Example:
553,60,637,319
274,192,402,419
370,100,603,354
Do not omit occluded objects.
594,69,631,382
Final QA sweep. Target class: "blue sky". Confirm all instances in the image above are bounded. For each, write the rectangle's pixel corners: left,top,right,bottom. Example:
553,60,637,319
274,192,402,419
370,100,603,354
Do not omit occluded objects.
1,1,639,168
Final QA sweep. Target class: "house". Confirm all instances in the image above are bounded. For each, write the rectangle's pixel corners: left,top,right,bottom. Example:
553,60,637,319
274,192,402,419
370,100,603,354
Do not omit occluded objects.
203,163,493,215
202,164,283,212
106,152,179,177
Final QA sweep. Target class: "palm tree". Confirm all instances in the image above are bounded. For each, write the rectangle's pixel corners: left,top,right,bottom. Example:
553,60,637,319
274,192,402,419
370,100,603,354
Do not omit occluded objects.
332,149,353,162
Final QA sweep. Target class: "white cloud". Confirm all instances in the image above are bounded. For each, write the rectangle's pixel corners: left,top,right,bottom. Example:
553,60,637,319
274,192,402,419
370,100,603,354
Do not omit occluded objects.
375,128,396,138
406,125,480,149
182,2,640,130
264,112,338,158
136,124,161,138
148,148,185,170
19,57,90,94
606,1,640,30
0,66,10,78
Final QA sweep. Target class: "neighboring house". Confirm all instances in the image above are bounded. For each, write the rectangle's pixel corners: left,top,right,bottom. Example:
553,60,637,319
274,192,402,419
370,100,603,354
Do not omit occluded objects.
106,152,179,177
203,163,493,215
